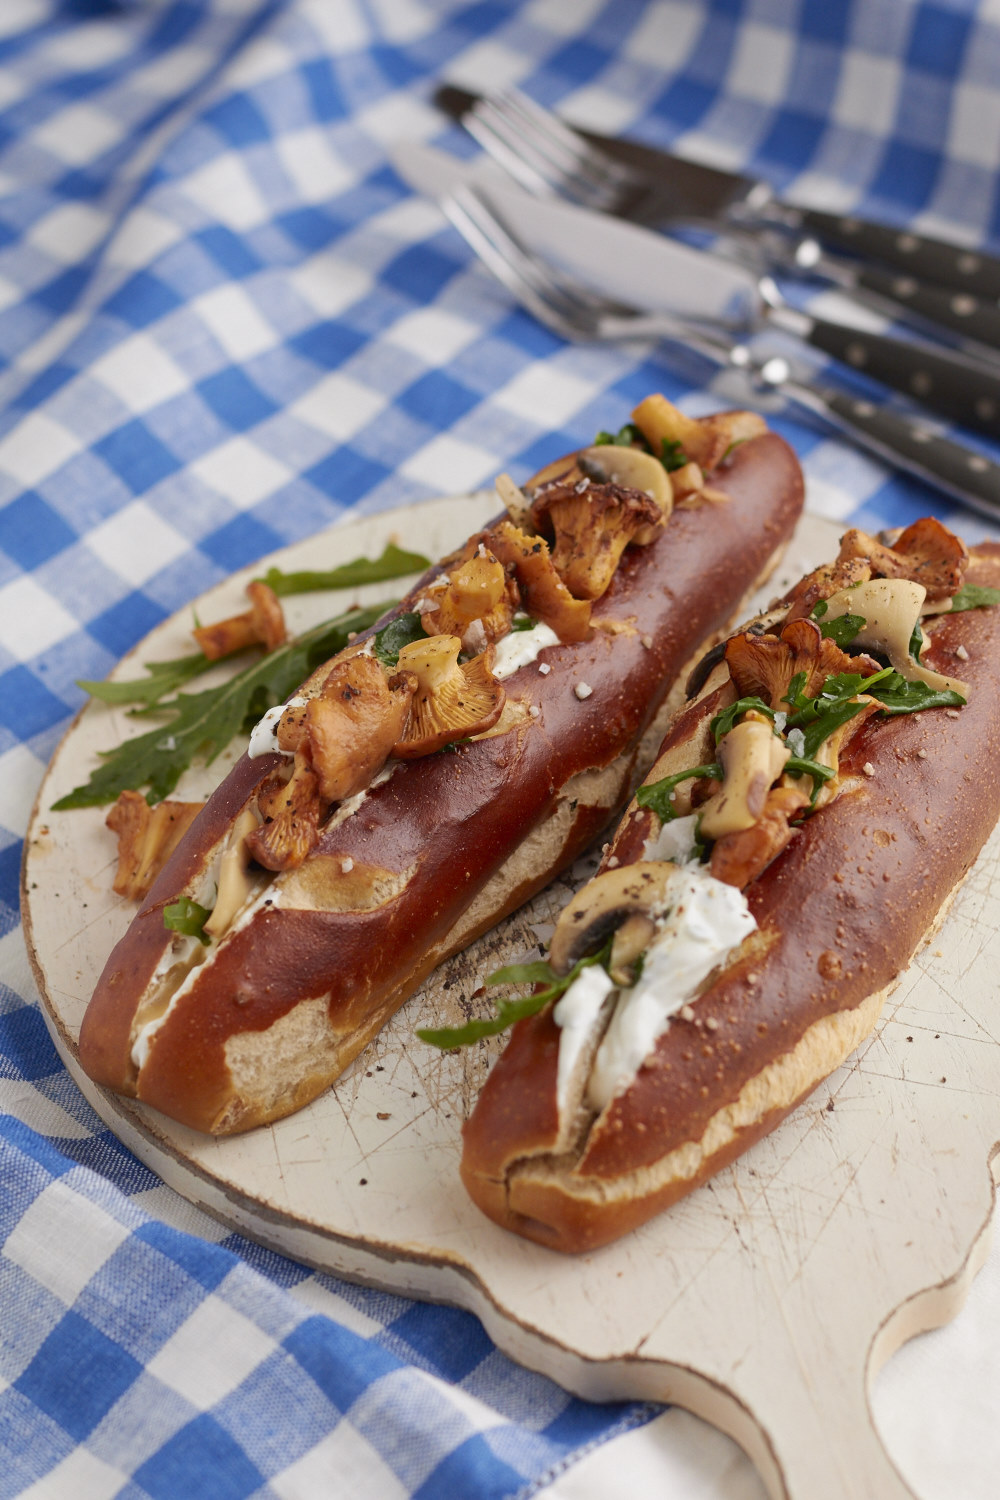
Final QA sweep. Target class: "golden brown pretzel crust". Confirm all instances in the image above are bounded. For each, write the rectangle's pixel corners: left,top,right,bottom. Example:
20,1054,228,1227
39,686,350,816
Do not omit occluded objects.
79,432,803,1134
460,545,1000,1252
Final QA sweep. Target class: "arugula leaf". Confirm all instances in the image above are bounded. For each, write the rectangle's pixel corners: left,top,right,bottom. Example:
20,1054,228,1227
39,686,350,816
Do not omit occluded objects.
784,754,837,806
811,599,828,619
635,763,722,824
797,700,871,761
257,541,429,597
951,584,1000,611
52,601,389,810
710,696,774,743
660,438,688,472
78,651,218,708
417,944,611,1049
816,611,865,648
866,672,965,714
373,611,426,668
909,621,925,661
510,614,538,633
164,897,211,945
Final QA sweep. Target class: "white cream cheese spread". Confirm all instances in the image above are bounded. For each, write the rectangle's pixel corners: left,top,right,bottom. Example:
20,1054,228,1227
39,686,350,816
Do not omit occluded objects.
552,864,755,1115
492,620,560,680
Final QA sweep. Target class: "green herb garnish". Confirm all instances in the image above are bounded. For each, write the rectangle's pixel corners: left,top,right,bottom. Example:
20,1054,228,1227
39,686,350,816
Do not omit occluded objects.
594,421,643,448
865,672,965,714
635,763,722,824
710,696,774,742
163,897,211,945
78,652,221,709
52,601,389,809
660,438,688,472
815,611,865,648
372,611,426,668
950,584,1000,611
417,943,612,1049
257,541,429,597
784,754,836,805
510,614,538,632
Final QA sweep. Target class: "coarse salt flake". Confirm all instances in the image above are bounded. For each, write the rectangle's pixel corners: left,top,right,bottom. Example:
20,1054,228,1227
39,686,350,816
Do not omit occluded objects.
955,644,969,660
341,857,354,873
538,662,551,675
863,762,875,776
574,682,593,699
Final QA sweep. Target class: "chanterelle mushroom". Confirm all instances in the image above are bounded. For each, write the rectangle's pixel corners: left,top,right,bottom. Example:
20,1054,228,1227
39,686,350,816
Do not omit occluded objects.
837,516,969,602
529,480,665,600
246,653,415,871
419,550,513,650
393,635,505,757
486,520,592,641
725,617,880,708
304,652,415,802
193,580,286,661
548,861,683,978
106,790,204,900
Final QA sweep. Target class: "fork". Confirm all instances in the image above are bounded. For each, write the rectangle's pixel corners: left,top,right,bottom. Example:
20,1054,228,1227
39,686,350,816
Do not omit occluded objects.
461,87,1000,366
443,185,1000,520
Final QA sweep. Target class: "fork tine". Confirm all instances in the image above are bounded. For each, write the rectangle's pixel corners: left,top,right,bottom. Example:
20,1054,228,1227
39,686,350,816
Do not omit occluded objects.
442,187,604,340
467,92,627,212
494,88,639,194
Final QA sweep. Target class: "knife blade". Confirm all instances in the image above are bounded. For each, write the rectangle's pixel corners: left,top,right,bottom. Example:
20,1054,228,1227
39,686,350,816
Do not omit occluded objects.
435,84,1000,308
393,143,1000,440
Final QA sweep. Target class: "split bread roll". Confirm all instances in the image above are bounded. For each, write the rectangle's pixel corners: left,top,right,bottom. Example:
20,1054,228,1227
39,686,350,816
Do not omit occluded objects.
460,519,1000,1252
78,397,804,1134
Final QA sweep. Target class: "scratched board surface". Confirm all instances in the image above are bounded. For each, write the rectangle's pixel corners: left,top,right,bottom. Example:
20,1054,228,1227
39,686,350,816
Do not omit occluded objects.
24,500,1000,1500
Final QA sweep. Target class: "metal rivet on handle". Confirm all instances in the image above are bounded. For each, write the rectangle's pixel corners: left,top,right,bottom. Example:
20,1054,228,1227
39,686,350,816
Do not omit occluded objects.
951,295,977,317
969,456,990,472
853,401,876,417
910,372,932,396
897,234,919,253
892,277,918,298
910,427,933,443
975,397,997,422
846,342,868,367
957,253,982,275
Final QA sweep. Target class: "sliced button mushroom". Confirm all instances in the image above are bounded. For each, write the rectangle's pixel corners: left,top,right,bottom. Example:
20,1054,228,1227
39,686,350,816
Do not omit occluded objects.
699,718,791,841
548,860,684,977
578,444,673,538
822,578,969,696
392,635,505,757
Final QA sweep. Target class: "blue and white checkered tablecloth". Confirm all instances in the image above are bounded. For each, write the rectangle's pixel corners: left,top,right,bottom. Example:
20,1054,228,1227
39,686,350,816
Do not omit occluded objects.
2,2,999,1496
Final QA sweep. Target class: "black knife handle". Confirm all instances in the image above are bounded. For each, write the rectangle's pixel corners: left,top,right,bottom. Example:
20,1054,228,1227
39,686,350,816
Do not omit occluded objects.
803,316,1000,439
796,208,1000,303
853,264,1000,354
787,383,1000,519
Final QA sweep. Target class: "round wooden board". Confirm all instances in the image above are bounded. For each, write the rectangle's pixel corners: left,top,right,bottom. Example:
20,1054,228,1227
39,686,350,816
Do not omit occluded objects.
22,500,1000,1500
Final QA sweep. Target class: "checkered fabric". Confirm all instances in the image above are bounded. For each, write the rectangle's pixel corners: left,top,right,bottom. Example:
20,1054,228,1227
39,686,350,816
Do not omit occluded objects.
1,1,998,1495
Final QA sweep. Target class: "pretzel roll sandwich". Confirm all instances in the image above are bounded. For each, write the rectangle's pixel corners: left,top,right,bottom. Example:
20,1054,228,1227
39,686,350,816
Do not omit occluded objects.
455,518,1000,1251
78,394,803,1134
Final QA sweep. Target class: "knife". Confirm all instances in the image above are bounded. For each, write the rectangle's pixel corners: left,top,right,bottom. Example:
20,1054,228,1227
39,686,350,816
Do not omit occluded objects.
393,143,1000,440
435,84,1000,317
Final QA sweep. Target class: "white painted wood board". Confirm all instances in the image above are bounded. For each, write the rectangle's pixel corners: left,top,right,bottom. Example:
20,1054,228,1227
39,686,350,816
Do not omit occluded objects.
21,499,1000,1500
